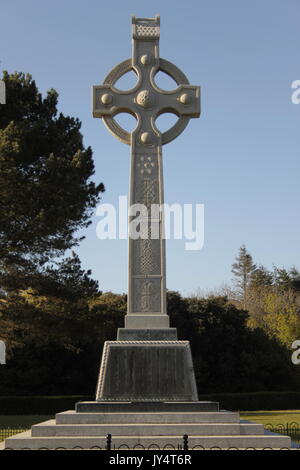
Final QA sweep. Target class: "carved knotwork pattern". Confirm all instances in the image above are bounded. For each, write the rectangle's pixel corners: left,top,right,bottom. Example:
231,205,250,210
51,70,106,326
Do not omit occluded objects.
139,179,156,208
136,155,157,208
133,278,161,312
140,239,158,274
136,25,160,38
134,153,160,275
133,218,160,275
133,235,160,275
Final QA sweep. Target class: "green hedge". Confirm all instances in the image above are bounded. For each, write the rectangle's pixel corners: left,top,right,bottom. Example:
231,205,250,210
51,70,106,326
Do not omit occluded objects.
0,392,299,414
0,396,92,415
199,391,300,411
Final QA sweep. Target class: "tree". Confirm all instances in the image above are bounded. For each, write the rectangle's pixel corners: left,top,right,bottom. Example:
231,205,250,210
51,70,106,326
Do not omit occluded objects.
0,71,106,394
232,262,300,350
89,291,126,342
231,245,256,298
0,254,104,394
289,267,300,292
246,287,300,348
184,295,297,393
249,265,273,289
0,71,104,291
273,266,300,293
30,252,100,301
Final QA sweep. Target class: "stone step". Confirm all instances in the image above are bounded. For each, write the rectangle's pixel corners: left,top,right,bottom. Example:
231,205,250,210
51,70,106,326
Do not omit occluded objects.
76,401,219,413
56,410,240,424
31,420,264,437
4,430,291,450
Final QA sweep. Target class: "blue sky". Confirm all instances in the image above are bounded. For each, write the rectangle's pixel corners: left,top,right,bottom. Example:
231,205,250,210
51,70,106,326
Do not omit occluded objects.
1,0,299,295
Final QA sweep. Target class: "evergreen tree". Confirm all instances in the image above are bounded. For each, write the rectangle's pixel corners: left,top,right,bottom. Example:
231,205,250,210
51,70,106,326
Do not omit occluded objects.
0,254,103,394
0,71,104,291
249,265,273,289
231,245,256,296
273,266,300,292
273,267,293,290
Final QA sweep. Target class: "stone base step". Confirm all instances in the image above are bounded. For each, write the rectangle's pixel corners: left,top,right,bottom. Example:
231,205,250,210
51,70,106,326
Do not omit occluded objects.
76,401,219,413
31,419,264,437
56,410,239,424
4,430,291,450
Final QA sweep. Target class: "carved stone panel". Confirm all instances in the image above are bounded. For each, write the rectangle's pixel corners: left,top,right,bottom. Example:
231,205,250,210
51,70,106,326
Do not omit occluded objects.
133,239,161,275
133,278,161,313
135,153,159,209
132,219,161,276
96,340,199,401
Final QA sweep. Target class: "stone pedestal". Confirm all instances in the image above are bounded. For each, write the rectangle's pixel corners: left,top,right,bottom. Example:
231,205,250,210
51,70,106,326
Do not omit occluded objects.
95,340,198,402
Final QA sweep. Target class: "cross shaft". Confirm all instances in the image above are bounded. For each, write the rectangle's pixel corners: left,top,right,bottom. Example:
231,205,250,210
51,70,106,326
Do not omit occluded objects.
93,15,200,329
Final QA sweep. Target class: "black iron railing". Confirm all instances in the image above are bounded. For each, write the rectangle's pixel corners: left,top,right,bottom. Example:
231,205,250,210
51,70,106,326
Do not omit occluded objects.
265,422,300,444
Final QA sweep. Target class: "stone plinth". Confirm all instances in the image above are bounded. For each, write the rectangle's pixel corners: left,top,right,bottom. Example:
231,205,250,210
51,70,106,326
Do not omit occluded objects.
95,341,198,402
117,328,177,340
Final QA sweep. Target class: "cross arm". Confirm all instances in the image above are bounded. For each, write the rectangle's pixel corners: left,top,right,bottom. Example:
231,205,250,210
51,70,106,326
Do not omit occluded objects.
93,84,138,118
154,84,200,119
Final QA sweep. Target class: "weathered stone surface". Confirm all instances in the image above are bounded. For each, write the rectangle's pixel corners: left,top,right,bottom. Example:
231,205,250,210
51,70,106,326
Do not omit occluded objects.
4,425,291,450
117,328,177,340
124,314,170,329
91,15,200,405
58,410,230,423
93,15,200,330
30,420,264,437
76,401,219,413
95,341,198,401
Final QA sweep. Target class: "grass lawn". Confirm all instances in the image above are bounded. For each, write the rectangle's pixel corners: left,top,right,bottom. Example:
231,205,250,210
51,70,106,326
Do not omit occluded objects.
240,410,300,426
240,411,300,445
0,416,54,442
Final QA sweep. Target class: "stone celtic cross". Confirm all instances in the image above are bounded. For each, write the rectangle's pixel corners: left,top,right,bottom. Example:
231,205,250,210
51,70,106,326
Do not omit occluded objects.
93,15,200,331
